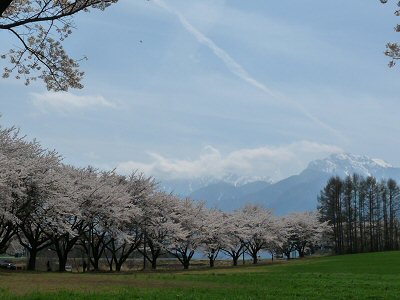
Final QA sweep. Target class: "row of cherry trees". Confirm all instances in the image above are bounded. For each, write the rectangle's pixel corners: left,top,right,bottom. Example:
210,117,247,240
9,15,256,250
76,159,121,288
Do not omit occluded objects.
0,125,330,271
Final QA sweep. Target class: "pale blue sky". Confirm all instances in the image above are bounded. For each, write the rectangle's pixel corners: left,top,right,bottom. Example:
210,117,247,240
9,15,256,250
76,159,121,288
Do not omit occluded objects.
0,0,399,181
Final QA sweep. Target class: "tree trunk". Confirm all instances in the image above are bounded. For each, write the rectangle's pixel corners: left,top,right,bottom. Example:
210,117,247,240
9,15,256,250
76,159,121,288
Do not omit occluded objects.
53,238,77,272
58,256,67,272
148,246,160,270
0,225,14,254
27,249,37,271
115,262,122,272
183,260,190,269
209,257,215,268
252,254,258,264
151,259,157,270
232,257,238,266
91,257,100,271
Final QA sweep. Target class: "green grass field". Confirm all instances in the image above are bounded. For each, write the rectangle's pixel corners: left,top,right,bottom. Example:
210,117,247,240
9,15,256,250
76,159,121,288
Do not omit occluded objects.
1,252,400,299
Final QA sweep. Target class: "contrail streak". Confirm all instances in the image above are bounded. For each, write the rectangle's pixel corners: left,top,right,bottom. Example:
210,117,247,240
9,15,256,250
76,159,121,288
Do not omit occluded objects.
153,0,345,141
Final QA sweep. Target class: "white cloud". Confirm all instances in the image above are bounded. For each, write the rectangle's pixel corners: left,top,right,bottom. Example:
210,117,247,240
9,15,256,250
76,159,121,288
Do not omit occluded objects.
116,141,343,182
31,92,117,113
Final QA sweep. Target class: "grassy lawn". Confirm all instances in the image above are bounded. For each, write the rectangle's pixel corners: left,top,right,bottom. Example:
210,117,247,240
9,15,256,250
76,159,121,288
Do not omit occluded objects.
1,252,400,299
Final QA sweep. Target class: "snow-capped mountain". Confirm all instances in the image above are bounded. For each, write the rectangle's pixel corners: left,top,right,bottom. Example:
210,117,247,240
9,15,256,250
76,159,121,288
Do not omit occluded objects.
307,153,395,179
160,174,272,197
159,153,400,214
219,173,272,186
242,153,400,214
160,153,400,215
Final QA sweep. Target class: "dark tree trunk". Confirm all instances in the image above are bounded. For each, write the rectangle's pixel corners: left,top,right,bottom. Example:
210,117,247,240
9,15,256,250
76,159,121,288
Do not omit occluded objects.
104,248,114,272
53,235,80,272
245,243,262,265
83,234,108,272
115,262,123,272
148,243,161,270
359,192,365,253
58,256,67,272
0,224,15,253
151,259,157,270
170,247,194,270
387,179,397,250
352,178,359,253
19,228,52,271
252,254,258,264
27,249,37,271
208,249,218,268
389,190,394,249
222,247,243,267
108,233,141,272
181,253,192,270
92,258,100,271
232,257,238,266
297,243,306,258
110,241,140,272
209,257,215,268
383,187,389,250
108,258,114,272
344,177,353,254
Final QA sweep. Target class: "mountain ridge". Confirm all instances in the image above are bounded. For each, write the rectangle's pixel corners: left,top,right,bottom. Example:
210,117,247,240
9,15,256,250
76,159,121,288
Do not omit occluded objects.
161,153,400,214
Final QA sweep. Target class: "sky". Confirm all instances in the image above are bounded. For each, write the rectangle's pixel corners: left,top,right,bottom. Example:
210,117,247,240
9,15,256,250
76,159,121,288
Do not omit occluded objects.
0,0,399,182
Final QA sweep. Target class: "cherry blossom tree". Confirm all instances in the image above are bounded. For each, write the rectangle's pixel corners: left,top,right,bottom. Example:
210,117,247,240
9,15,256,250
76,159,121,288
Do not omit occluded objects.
0,125,30,253
79,169,137,271
285,211,331,258
221,211,247,266
105,229,142,272
14,144,63,271
200,209,231,268
46,167,144,272
274,216,296,259
138,192,182,270
44,165,94,272
0,0,118,91
167,198,206,270
0,124,73,271
103,173,158,272
240,205,277,264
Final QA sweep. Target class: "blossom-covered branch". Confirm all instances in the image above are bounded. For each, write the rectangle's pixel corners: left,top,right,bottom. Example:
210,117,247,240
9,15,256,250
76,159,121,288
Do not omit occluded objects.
0,0,118,91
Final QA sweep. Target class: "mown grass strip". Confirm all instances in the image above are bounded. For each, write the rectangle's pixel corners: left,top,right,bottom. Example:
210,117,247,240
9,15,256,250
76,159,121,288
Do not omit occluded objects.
0,252,399,299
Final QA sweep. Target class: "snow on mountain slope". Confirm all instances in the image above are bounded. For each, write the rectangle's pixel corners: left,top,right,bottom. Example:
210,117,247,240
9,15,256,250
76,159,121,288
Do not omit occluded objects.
237,153,400,214
160,174,272,197
161,153,400,214
306,153,398,179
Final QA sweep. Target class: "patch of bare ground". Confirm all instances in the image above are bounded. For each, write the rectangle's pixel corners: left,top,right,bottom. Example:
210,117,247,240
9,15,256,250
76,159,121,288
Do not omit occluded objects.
0,271,226,295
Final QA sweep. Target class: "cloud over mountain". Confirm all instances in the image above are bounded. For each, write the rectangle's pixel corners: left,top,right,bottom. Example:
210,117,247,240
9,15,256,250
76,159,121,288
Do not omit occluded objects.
116,141,343,182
